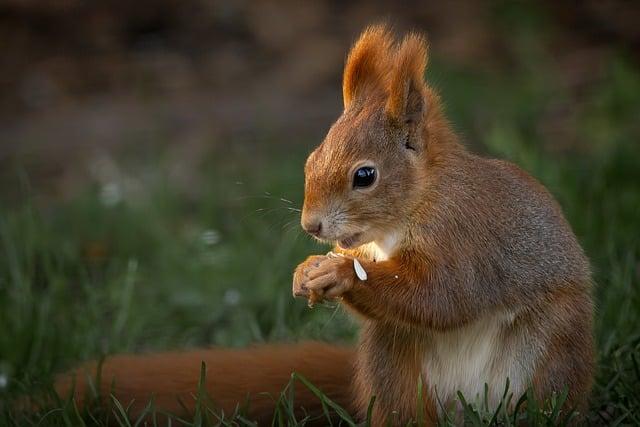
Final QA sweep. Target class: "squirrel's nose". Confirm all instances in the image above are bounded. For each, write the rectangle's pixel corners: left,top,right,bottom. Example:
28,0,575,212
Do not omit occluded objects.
302,219,323,237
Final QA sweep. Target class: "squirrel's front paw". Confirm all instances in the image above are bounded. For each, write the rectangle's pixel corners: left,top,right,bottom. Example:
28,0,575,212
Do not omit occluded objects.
304,256,356,302
292,255,328,299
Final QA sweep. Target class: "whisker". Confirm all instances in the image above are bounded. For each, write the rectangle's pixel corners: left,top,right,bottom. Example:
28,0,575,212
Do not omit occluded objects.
287,228,304,241
282,218,301,231
320,301,344,331
235,195,287,202
235,192,298,204
239,206,301,222
261,209,301,234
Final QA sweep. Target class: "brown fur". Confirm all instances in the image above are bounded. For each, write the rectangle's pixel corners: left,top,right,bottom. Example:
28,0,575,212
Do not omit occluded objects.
386,32,429,120
294,24,594,425
55,342,354,423
52,25,594,426
342,25,393,109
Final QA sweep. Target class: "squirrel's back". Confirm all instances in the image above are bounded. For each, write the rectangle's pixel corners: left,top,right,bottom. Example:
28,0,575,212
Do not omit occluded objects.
421,150,591,296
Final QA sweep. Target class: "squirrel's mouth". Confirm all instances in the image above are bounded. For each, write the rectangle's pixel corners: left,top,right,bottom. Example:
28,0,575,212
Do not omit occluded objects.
338,232,362,250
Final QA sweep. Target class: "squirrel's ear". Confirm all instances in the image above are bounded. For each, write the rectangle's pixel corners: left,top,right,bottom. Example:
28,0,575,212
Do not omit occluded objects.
343,25,393,109
386,33,428,123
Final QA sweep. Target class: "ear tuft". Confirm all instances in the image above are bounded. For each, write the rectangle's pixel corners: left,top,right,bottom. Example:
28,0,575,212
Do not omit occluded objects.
343,24,394,109
386,32,428,122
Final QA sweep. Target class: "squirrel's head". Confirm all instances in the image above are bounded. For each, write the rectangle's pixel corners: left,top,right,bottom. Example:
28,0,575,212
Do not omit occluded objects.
302,25,442,249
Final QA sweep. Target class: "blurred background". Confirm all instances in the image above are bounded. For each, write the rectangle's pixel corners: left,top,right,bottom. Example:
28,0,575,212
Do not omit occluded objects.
1,0,639,424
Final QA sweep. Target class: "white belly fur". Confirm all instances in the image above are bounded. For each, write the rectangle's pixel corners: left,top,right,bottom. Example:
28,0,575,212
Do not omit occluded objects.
423,310,537,411
360,233,538,410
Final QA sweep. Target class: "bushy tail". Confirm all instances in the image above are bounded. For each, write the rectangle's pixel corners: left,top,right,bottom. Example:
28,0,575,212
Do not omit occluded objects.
54,342,355,423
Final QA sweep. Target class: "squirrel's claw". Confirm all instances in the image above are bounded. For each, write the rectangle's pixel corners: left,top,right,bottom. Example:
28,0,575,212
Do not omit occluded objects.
304,257,354,302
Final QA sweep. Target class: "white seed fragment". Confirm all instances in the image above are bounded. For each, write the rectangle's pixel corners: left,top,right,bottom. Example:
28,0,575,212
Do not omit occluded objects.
353,258,367,281
394,275,399,279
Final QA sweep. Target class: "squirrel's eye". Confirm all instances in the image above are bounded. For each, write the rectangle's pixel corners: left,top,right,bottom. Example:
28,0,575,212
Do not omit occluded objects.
353,166,376,188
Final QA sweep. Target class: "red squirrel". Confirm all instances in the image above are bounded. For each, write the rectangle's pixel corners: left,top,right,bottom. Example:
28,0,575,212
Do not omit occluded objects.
53,25,594,425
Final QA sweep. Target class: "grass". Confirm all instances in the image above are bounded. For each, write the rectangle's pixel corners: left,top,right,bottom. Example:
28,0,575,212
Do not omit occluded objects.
2,17,640,427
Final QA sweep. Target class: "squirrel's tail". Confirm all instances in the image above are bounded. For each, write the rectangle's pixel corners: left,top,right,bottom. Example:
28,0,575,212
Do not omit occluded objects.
54,342,355,423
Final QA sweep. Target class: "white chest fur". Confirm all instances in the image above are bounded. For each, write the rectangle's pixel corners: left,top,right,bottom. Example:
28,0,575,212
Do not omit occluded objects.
362,232,401,262
423,311,537,411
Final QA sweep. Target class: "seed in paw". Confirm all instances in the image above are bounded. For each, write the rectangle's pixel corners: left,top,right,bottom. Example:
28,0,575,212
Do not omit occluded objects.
353,258,367,281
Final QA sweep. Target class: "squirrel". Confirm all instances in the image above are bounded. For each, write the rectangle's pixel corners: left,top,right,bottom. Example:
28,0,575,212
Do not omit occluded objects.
291,24,594,423
51,25,594,425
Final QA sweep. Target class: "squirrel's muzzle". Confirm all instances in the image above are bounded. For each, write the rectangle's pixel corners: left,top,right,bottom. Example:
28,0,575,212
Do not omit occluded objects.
301,217,323,237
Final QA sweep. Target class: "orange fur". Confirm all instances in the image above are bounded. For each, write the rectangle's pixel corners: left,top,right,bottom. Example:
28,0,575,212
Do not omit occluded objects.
55,343,354,423
342,24,393,109
295,25,594,426
386,33,429,120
